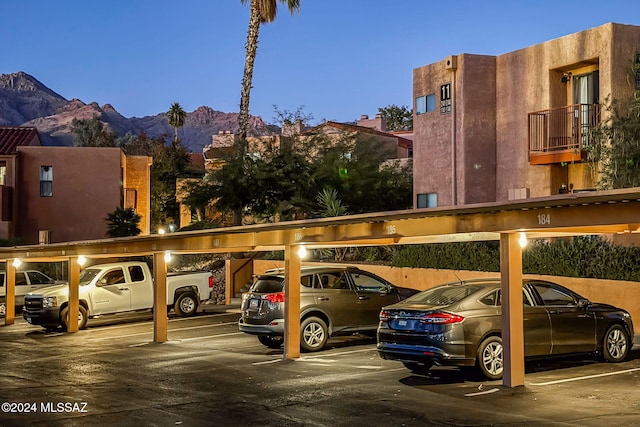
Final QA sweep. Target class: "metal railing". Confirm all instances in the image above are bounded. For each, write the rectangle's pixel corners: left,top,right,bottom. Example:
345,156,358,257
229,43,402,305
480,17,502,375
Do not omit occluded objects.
528,104,600,153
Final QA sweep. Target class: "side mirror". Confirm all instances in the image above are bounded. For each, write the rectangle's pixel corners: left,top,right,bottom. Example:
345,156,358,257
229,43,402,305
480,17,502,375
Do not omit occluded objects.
577,298,590,308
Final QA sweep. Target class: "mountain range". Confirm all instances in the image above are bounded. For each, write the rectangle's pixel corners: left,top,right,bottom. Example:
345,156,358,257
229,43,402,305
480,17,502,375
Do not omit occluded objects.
0,71,269,152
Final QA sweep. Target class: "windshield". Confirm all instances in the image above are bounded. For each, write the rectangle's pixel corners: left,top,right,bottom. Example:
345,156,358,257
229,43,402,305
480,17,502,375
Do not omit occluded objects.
403,284,484,306
78,269,101,286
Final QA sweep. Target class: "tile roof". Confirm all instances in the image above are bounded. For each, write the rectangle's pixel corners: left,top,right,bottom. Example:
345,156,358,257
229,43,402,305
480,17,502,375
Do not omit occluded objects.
0,127,41,155
306,121,413,148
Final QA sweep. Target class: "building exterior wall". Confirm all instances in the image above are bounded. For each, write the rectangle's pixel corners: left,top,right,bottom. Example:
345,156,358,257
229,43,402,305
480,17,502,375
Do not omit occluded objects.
15,147,131,244
123,154,152,235
413,22,640,207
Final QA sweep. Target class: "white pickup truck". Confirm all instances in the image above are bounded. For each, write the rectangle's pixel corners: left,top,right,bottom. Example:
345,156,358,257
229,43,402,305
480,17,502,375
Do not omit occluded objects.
0,270,63,317
22,261,214,330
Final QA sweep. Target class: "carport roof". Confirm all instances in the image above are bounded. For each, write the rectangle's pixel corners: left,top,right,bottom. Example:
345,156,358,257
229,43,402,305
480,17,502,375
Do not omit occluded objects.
1,187,639,261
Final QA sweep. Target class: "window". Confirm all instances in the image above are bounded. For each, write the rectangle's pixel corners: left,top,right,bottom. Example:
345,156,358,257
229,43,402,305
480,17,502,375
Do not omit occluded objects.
416,94,436,115
101,268,126,285
26,271,53,285
417,193,437,208
40,166,53,197
532,282,576,306
128,265,145,282
351,271,389,293
0,163,6,186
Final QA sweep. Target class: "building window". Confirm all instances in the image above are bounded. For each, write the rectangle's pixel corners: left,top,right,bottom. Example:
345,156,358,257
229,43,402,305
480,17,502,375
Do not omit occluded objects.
40,166,53,197
416,94,436,115
0,163,6,186
124,188,137,211
417,193,437,208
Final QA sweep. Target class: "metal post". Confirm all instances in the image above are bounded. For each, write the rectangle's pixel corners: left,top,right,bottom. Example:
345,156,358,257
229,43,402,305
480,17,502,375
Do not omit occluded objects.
500,232,525,387
66,257,81,333
153,252,168,343
283,244,301,359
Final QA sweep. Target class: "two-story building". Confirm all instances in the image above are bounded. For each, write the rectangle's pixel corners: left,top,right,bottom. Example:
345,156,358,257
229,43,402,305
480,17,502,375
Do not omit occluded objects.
0,126,152,244
413,22,640,208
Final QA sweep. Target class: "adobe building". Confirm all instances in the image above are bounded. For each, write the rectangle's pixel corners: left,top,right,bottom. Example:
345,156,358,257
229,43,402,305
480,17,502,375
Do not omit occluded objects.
413,22,640,208
0,127,152,244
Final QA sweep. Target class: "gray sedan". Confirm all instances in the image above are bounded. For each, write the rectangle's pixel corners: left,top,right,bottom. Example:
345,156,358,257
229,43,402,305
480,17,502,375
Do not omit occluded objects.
377,279,634,380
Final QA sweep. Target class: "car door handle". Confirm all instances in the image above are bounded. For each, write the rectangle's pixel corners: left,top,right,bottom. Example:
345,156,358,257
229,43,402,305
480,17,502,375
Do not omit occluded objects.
358,295,370,300
118,287,129,291
317,297,329,301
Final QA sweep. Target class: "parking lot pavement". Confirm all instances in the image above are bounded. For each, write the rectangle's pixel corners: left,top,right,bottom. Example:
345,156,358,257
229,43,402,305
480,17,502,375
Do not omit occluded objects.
1,312,640,426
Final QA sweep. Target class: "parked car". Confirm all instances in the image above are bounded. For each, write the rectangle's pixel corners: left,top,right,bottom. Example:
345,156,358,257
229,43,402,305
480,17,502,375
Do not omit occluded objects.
239,266,418,351
0,270,62,317
23,261,214,330
377,278,634,380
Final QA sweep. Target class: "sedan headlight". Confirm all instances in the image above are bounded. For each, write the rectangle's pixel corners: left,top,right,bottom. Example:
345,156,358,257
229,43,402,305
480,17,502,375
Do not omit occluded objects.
42,296,58,308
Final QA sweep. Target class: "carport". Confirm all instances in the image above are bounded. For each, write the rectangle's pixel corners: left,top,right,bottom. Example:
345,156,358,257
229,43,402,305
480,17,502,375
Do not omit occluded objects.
1,188,639,388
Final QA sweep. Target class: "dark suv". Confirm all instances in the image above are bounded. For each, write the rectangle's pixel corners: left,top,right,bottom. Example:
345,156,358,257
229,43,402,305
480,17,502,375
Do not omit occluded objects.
239,266,416,351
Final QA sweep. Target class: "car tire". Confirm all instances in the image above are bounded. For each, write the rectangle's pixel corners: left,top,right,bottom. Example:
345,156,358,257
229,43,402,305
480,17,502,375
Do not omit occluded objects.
174,293,198,317
602,324,630,363
402,361,434,375
60,305,88,331
0,302,5,317
258,335,284,349
300,316,328,352
476,336,503,380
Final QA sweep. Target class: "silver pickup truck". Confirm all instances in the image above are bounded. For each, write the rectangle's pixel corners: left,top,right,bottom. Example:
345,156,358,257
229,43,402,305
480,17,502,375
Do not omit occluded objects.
22,261,214,330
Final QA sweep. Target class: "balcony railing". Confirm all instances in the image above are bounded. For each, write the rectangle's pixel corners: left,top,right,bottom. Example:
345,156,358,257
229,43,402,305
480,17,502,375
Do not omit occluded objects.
528,104,600,164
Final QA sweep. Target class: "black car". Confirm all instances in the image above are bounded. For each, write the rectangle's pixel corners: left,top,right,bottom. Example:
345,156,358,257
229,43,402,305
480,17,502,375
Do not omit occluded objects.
377,278,634,379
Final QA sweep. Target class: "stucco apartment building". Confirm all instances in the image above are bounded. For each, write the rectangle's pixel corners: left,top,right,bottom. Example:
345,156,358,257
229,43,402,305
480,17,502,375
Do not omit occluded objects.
0,127,152,244
413,22,640,208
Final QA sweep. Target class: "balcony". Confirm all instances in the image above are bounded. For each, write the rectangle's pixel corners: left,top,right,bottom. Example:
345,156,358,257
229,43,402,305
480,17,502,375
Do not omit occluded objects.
528,104,600,165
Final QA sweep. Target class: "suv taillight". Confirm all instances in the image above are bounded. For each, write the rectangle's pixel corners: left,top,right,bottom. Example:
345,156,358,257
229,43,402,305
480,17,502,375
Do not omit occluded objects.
419,312,464,324
208,276,214,288
379,310,389,323
265,292,285,303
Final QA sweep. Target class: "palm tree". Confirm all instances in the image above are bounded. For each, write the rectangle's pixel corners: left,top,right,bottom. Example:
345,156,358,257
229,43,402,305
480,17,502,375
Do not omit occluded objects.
167,102,186,142
105,207,142,238
238,0,300,145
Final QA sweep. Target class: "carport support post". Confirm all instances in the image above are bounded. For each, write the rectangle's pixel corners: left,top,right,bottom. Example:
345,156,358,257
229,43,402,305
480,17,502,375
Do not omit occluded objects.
500,233,525,387
66,257,81,333
153,252,168,343
5,260,16,325
283,244,301,359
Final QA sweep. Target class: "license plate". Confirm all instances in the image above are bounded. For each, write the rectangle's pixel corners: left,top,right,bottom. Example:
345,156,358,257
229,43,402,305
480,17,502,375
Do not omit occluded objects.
398,320,407,326
249,299,260,309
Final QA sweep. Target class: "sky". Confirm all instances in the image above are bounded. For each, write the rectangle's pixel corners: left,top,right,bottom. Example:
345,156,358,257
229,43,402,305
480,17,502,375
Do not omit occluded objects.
2,1,639,125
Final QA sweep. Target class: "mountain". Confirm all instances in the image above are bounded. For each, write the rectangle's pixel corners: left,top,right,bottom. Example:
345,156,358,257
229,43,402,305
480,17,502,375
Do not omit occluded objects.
0,71,269,152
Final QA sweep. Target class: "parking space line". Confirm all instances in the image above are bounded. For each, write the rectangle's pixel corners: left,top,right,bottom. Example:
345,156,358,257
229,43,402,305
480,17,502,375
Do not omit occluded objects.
529,367,640,386
252,348,377,366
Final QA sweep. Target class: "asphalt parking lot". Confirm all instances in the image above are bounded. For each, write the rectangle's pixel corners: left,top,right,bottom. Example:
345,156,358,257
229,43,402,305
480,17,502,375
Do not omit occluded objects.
1,306,640,426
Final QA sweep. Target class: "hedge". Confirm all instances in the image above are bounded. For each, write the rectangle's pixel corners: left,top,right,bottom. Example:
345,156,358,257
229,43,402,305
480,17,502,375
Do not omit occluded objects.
390,236,640,282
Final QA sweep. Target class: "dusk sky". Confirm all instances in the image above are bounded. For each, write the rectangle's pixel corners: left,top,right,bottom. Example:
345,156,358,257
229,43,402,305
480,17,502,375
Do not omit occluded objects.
2,1,639,125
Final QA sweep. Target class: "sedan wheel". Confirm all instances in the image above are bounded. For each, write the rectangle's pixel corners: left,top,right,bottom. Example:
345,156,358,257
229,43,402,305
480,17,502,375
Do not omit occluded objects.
602,324,630,362
300,316,328,352
477,336,503,380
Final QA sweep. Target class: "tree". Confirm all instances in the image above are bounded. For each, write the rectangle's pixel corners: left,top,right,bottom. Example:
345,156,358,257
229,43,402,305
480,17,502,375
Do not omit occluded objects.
238,0,301,143
167,102,186,143
589,58,640,189
71,115,116,147
378,104,413,131
105,207,142,237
